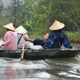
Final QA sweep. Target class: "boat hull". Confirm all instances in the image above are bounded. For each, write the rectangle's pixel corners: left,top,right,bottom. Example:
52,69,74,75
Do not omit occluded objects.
0,49,79,60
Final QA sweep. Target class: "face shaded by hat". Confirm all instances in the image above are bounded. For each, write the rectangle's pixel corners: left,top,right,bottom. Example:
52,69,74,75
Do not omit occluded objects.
16,26,27,34
49,20,65,30
3,23,16,31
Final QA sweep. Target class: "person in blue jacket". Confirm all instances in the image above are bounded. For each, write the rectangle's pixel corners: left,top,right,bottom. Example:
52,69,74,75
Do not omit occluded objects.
33,20,72,49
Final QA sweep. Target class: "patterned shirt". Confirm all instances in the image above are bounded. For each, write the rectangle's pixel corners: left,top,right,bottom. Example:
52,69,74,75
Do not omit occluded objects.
44,30,72,49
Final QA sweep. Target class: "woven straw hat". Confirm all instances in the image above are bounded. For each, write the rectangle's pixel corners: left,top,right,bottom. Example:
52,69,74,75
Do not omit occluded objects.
49,20,65,30
3,23,15,31
16,26,27,34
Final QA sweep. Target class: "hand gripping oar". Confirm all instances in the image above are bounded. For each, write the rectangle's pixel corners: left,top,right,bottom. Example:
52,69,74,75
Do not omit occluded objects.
20,43,25,61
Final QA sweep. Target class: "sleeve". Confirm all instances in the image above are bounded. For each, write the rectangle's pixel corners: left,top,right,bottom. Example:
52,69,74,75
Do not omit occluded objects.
62,33,72,48
44,34,56,49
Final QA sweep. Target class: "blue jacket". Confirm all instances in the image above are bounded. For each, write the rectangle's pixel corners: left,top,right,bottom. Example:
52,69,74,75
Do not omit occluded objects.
44,30,72,49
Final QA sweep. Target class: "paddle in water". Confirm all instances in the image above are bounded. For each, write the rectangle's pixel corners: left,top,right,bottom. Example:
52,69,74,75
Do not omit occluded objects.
20,43,25,61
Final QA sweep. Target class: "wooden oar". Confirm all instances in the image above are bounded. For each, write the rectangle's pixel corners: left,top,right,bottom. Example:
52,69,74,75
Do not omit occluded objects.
20,43,25,61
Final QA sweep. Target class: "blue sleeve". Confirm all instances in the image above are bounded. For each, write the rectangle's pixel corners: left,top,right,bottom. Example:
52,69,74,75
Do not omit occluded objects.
62,34,72,48
44,35,56,49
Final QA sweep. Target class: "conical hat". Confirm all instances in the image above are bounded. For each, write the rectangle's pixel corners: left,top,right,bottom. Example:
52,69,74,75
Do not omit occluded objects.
16,26,27,34
3,23,15,31
49,20,65,30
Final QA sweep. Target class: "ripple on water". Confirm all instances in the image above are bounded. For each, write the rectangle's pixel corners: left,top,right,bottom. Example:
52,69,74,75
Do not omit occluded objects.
13,71,53,80
9,60,52,70
1,56,80,80
0,58,54,80
58,71,80,79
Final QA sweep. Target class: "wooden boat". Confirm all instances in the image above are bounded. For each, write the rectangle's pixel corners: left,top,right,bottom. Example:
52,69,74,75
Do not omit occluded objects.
0,49,79,60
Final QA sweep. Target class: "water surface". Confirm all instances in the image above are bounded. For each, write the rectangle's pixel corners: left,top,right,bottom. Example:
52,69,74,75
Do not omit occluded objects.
0,55,80,80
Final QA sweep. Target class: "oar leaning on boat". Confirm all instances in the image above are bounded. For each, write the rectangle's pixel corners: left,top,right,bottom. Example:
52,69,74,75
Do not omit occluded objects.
15,26,43,60
20,43,25,61
16,25,30,60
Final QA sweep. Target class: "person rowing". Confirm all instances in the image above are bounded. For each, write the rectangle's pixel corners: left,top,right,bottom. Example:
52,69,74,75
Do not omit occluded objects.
16,26,43,50
33,20,73,49
0,23,17,50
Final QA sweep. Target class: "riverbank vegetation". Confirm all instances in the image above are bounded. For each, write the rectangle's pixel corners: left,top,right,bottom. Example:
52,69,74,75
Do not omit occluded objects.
67,31,80,43
0,0,80,42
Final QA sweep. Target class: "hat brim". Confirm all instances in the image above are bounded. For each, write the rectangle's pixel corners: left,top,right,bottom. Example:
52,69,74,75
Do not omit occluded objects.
3,23,15,31
49,20,65,30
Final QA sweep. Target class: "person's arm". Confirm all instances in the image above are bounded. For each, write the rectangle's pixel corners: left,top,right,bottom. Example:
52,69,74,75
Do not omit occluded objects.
44,34,56,49
23,34,33,42
43,33,49,40
62,33,72,48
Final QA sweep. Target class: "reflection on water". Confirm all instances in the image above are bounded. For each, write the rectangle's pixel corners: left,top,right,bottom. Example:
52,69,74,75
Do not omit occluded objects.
0,58,53,80
0,56,80,80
